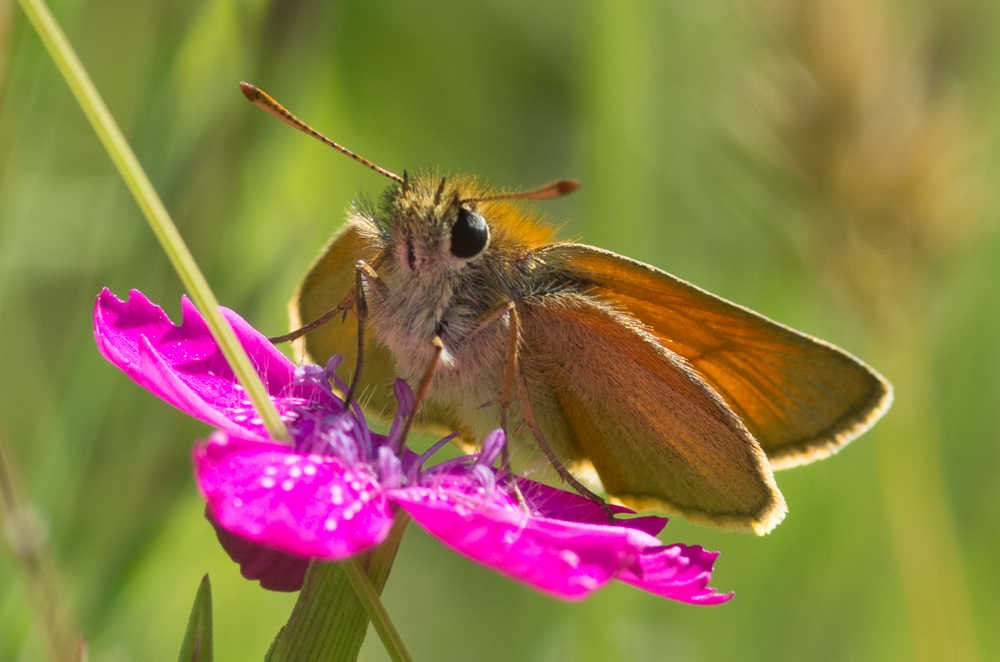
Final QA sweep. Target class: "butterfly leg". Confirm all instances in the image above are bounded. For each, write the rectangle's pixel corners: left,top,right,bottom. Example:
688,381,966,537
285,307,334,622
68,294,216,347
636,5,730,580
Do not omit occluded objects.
489,302,531,515
460,299,529,512
343,260,387,405
273,249,390,342
270,250,389,398
467,300,516,340
508,304,616,523
397,336,445,449
267,291,355,344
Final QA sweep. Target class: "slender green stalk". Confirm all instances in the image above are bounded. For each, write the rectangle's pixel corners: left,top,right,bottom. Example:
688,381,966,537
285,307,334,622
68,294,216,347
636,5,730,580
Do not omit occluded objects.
341,558,412,662
266,516,411,662
16,0,289,443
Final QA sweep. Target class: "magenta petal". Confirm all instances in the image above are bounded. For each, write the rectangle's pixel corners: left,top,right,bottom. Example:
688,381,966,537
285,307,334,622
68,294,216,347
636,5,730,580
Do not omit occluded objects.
518,479,730,603
132,333,256,435
619,544,734,605
194,433,394,560
94,289,335,439
392,485,641,601
517,479,669,538
207,509,309,591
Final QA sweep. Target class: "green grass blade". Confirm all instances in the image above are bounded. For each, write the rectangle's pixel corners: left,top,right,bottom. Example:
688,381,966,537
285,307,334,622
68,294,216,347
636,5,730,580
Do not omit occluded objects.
15,0,289,443
177,575,214,662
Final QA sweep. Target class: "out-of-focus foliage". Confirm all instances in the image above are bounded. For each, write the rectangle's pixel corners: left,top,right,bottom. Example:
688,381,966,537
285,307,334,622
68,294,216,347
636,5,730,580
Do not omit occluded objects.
1,0,998,660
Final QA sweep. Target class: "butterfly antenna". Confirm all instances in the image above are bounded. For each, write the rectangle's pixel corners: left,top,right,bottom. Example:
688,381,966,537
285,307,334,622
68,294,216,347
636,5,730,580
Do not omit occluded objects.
463,179,580,204
240,82,404,184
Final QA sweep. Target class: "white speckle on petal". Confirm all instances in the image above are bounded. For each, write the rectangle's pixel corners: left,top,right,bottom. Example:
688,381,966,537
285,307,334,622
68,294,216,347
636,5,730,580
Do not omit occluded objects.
325,518,338,531
303,464,317,476
264,466,278,476
284,456,300,465
260,477,276,489
559,549,581,569
351,481,362,491
233,498,243,507
281,479,294,491
308,454,323,463
331,486,344,505
250,417,263,425
289,466,302,478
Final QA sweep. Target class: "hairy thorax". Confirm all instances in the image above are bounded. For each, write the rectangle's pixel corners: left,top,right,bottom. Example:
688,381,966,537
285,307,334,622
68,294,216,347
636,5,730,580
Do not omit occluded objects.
367,257,511,414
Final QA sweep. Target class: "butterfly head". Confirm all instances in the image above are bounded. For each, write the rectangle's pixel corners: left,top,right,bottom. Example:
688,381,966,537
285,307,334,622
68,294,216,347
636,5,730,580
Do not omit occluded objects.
383,173,491,276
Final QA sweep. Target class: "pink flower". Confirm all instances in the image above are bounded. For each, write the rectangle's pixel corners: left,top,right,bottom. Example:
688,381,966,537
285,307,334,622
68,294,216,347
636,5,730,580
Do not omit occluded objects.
94,289,732,604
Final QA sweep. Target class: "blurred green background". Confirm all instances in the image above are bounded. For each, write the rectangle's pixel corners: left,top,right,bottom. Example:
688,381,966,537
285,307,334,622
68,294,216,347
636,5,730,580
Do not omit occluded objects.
2,0,999,660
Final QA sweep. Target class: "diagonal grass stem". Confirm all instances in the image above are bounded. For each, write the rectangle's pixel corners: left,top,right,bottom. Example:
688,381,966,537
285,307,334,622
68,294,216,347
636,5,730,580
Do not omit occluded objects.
16,0,289,443
18,4,413,661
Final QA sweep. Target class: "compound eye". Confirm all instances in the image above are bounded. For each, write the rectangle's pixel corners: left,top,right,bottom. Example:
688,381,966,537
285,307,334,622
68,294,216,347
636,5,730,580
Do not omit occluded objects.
450,208,489,259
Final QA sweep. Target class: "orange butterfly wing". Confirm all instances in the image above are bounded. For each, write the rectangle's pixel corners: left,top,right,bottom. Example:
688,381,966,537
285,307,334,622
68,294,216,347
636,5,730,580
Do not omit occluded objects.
539,244,892,469
517,292,786,534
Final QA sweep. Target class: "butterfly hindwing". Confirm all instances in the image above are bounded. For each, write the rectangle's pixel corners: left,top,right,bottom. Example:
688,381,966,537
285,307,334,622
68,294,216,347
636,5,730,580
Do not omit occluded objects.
518,292,786,534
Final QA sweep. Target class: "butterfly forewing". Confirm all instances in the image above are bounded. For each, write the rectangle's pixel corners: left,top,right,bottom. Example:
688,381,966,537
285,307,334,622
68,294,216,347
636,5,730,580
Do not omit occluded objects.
540,244,892,469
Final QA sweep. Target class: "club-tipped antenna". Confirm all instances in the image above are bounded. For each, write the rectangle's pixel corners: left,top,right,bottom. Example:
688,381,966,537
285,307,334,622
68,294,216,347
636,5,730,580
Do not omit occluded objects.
240,82,404,184
463,179,580,204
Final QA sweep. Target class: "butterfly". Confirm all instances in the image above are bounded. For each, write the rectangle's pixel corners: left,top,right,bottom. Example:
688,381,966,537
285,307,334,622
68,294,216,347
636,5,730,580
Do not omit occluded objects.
243,82,892,535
